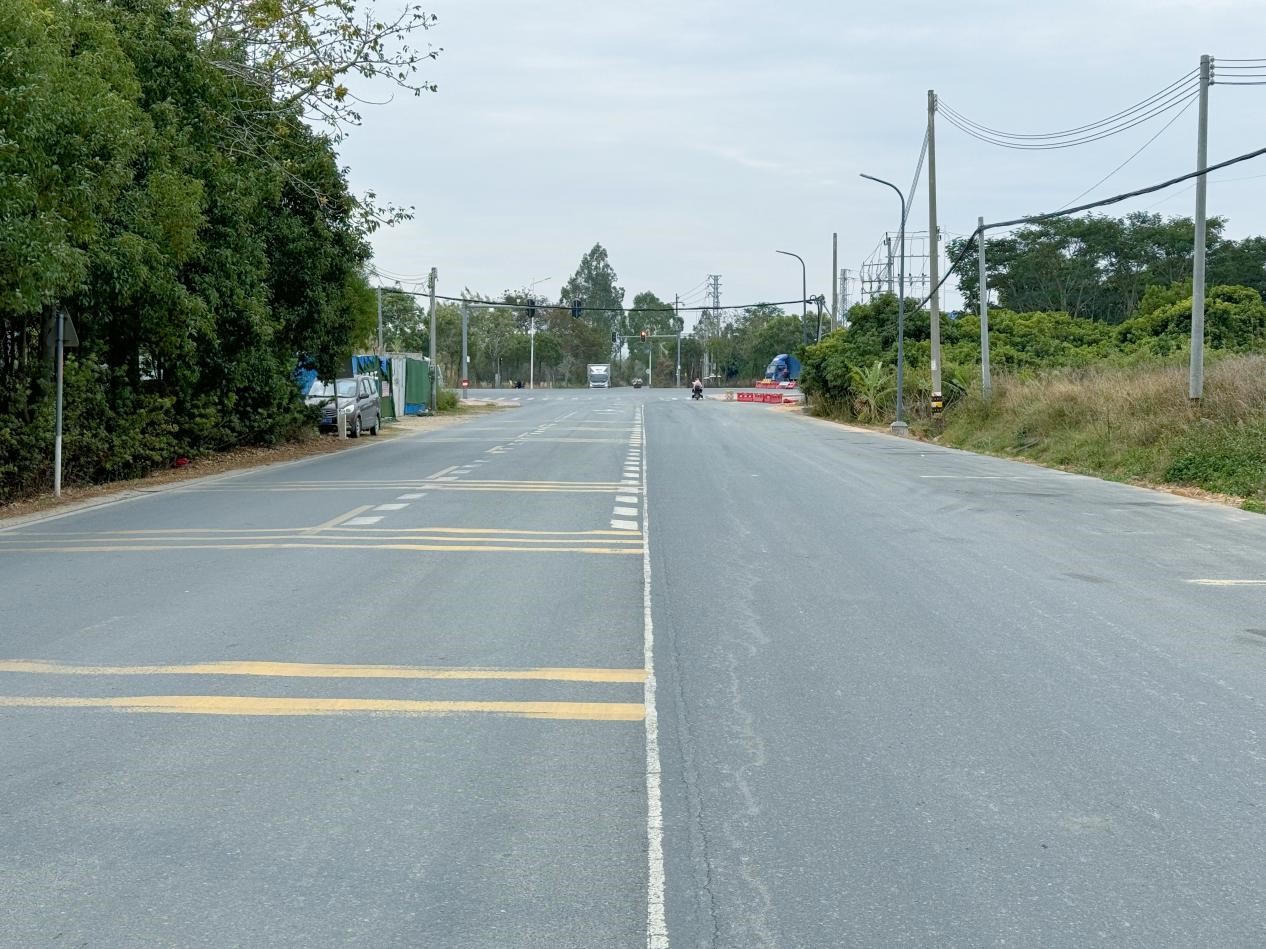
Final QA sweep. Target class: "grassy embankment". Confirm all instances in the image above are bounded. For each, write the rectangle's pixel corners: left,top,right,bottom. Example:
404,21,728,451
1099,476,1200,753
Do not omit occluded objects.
923,353,1266,512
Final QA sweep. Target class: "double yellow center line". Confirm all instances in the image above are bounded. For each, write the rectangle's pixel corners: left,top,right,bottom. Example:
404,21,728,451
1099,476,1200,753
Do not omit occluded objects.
0,660,646,722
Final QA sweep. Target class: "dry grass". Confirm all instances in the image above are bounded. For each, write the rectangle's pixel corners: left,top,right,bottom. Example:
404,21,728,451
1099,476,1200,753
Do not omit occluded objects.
937,353,1266,509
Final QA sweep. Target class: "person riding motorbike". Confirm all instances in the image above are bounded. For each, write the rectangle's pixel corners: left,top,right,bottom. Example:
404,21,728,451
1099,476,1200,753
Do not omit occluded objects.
691,378,704,399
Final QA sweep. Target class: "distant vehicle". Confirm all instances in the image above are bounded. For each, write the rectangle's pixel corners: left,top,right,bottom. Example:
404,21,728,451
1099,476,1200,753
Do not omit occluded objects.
632,378,644,389
587,363,610,388
306,376,381,437
762,354,801,385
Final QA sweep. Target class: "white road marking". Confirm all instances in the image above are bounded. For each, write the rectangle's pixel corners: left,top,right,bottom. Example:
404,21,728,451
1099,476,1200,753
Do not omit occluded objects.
1188,579,1266,586
614,506,639,517
617,495,639,504
429,465,461,479
638,404,668,949
344,516,384,526
375,503,408,511
919,475,1029,480
435,477,460,482
397,493,427,500
611,518,639,530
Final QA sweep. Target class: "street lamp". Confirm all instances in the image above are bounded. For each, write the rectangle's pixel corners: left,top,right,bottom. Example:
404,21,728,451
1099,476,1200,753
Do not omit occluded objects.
775,250,808,344
859,173,908,434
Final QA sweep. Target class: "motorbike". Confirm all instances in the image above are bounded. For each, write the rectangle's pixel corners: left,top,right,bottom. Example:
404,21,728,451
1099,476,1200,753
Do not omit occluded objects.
691,384,704,401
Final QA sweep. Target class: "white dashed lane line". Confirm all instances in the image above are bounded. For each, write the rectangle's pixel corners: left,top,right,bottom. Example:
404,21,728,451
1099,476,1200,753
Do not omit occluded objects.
375,504,408,511
344,516,383,526
397,493,427,500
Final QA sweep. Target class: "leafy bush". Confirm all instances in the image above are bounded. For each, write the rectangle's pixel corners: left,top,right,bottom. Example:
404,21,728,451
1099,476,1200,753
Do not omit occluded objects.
799,331,854,415
435,389,459,412
1165,418,1266,501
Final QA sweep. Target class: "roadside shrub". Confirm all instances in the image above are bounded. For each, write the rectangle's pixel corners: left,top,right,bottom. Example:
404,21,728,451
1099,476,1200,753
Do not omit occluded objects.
435,389,459,412
800,330,855,415
1165,418,1266,500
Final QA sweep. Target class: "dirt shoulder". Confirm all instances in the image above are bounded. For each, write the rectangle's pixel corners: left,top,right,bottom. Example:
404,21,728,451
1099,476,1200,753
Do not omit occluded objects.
0,404,507,525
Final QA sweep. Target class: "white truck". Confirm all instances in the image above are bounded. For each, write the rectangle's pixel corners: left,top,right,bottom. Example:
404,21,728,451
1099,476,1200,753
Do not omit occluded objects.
587,363,611,389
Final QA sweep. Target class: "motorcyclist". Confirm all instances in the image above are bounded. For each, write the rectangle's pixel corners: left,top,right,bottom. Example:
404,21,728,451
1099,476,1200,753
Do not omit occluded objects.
691,378,703,397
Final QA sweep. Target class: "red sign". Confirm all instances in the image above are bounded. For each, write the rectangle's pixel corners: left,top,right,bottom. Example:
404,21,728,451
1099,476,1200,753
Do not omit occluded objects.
460,379,469,388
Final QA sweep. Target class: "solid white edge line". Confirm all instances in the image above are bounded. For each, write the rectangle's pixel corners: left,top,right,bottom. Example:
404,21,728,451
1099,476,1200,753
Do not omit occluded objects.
642,404,669,949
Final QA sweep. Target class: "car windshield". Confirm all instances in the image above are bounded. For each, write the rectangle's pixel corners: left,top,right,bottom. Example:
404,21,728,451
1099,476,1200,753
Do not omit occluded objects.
309,380,357,398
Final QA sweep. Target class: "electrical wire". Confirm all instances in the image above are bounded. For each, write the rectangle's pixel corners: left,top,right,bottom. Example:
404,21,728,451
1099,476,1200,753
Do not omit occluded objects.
912,142,1266,312
1058,95,1198,209
937,69,1197,141
903,129,929,230
940,85,1199,150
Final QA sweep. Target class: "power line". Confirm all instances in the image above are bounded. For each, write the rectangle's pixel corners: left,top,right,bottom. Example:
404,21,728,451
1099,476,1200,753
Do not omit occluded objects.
941,84,1199,150
938,69,1198,142
1058,96,1198,209
913,141,1266,311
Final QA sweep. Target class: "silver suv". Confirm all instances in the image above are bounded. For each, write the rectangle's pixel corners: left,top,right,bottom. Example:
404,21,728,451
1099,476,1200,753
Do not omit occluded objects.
307,376,381,437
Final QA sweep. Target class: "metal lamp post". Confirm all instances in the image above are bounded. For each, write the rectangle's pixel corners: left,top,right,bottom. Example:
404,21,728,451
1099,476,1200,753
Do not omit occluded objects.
775,250,808,344
859,173,908,435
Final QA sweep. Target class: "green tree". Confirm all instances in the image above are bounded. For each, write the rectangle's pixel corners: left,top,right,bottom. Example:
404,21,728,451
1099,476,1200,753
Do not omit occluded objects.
559,243,625,343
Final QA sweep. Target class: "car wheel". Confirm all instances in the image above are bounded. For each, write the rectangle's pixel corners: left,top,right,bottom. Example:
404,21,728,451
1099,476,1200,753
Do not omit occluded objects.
370,414,380,436
351,414,361,438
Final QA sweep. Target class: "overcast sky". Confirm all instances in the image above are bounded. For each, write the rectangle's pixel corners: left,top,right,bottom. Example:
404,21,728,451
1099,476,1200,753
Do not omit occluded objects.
338,0,1266,322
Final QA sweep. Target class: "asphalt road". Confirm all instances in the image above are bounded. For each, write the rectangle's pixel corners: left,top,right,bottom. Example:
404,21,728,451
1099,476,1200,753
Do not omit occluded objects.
2,387,1265,947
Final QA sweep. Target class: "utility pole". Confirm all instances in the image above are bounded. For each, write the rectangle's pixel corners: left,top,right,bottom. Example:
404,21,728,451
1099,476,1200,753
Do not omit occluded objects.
927,89,943,406
460,295,469,399
840,269,850,325
529,301,536,391
53,308,65,497
427,268,437,412
1190,53,1212,402
376,286,384,356
674,295,681,386
884,235,894,295
775,251,807,344
648,331,653,388
831,232,839,331
978,217,991,401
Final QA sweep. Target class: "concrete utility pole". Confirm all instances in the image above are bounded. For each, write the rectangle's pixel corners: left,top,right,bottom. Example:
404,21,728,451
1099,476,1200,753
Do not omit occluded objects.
884,235,894,295
376,287,384,356
978,217,991,401
529,303,536,391
840,269,850,325
674,295,681,386
927,89,943,405
1190,53,1212,402
460,295,469,399
53,308,65,497
831,233,838,331
427,268,437,412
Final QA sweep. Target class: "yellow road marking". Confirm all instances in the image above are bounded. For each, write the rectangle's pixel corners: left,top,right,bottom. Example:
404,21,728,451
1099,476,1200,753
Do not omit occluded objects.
0,542,642,555
0,695,645,721
0,660,646,683
8,526,639,537
303,505,374,534
0,533,642,546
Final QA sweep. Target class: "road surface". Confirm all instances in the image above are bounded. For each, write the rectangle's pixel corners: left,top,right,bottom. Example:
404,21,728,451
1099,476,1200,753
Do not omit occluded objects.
2,387,1264,947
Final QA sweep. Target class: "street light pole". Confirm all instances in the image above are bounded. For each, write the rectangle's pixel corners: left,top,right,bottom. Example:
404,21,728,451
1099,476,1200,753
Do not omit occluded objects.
860,173,908,435
775,250,808,345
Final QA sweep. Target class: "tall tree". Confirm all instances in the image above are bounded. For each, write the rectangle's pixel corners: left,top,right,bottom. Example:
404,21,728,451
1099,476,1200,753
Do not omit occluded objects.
559,243,625,343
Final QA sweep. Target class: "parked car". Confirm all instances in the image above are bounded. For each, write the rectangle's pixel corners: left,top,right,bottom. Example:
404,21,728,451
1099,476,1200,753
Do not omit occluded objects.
306,376,381,437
